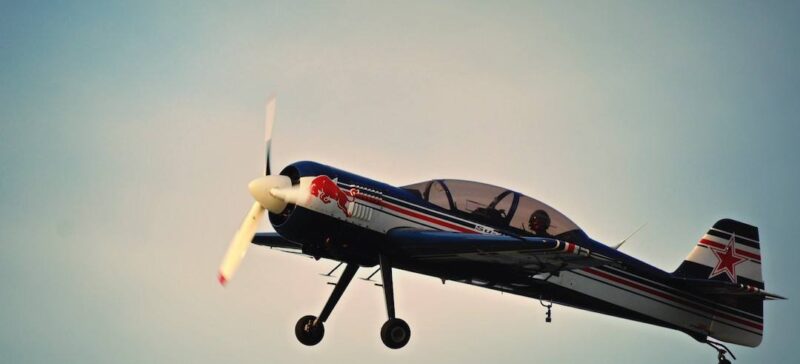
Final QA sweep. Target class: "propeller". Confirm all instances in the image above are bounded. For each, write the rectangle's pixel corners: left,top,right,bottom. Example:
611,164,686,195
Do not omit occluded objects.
218,97,293,286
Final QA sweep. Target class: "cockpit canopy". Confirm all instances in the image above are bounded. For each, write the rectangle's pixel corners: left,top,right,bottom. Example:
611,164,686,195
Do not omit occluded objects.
401,179,582,239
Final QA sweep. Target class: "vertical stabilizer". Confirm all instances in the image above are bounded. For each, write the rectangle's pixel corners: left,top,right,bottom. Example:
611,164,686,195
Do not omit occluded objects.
674,219,762,288
674,219,766,347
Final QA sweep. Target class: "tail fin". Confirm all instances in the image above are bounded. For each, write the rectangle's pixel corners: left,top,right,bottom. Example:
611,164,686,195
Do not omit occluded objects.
675,219,763,287
674,219,767,347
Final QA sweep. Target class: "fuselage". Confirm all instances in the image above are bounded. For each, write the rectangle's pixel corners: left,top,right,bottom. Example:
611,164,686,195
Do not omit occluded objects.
268,161,764,346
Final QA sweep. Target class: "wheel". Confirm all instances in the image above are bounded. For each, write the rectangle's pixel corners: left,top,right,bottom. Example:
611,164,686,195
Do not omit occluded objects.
380,318,411,349
295,315,324,346
718,359,731,364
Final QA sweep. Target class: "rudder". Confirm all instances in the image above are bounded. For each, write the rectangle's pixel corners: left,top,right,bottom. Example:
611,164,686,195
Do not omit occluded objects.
674,219,765,347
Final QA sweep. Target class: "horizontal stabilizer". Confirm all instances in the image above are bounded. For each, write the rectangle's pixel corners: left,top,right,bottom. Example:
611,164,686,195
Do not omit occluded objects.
674,278,786,300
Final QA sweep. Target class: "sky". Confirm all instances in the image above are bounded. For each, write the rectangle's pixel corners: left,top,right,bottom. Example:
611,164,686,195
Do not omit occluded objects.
2,1,799,363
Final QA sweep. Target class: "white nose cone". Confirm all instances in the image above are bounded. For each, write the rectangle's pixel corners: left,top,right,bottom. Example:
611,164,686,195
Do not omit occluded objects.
248,175,291,213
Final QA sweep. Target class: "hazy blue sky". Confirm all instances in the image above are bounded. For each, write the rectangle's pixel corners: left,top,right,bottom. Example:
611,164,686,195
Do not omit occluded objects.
2,1,799,363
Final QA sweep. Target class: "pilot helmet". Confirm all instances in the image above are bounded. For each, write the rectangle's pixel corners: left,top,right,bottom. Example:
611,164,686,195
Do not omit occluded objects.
529,209,551,233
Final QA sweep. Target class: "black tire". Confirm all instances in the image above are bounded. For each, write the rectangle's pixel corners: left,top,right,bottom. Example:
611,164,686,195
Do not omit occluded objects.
295,315,324,346
380,318,411,349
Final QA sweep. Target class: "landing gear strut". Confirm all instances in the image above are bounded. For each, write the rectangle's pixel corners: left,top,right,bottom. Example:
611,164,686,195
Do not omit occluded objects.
293,255,410,349
294,263,359,346
379,254,411,349
706,340,736,364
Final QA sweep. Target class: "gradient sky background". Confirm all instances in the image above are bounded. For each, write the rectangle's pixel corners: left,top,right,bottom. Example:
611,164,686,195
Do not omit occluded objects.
2,1,799,363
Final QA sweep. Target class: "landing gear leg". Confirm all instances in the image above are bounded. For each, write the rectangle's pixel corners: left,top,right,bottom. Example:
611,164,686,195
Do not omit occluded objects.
706,340,736,364
294,263,359,346
378,254,410,349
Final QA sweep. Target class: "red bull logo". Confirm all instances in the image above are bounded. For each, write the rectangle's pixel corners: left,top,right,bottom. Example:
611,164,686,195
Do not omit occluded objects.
308,175,358,217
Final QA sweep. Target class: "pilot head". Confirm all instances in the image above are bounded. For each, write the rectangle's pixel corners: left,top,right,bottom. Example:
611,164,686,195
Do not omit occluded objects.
528,209,551,235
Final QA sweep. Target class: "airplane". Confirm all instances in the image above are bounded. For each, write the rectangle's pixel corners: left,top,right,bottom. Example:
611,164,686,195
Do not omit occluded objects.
218,98,784,364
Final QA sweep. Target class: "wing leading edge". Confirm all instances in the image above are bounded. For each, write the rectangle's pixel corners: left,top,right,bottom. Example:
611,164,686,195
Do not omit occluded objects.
251,232,303,252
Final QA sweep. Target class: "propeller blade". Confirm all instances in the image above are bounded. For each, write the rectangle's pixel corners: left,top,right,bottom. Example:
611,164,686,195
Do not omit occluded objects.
264,97,276,175
218,201,266,286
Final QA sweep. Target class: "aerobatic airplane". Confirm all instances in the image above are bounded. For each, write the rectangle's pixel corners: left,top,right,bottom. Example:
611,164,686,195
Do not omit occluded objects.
218,98,783,364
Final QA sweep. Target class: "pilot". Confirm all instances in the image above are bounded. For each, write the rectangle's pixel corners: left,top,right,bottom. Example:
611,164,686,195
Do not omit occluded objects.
528,209,551,236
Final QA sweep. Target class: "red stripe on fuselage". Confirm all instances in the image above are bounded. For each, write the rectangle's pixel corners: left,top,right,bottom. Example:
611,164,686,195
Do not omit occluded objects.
582,268,763,332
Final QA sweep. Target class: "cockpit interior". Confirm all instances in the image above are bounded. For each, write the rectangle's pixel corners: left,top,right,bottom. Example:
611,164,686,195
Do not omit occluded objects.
402,179,583,240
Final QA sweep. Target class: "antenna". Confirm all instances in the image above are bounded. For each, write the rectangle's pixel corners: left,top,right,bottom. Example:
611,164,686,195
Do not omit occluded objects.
612,223,647,250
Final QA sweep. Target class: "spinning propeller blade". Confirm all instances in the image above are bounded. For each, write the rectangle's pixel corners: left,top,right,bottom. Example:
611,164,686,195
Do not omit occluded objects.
218,97,292,286
218,201,265,285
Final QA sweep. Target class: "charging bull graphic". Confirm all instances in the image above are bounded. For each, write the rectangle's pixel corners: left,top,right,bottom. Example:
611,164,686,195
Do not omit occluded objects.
308,175,358,217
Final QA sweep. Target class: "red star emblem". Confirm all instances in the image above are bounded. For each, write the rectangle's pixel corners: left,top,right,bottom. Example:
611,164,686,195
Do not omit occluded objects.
708,233,746,282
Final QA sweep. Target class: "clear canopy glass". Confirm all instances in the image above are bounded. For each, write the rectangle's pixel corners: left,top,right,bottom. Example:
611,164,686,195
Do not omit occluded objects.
402,179,581,238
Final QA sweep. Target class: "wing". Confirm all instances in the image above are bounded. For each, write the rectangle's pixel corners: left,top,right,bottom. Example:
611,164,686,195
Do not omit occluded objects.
251,232,304,253
386,229,614,274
